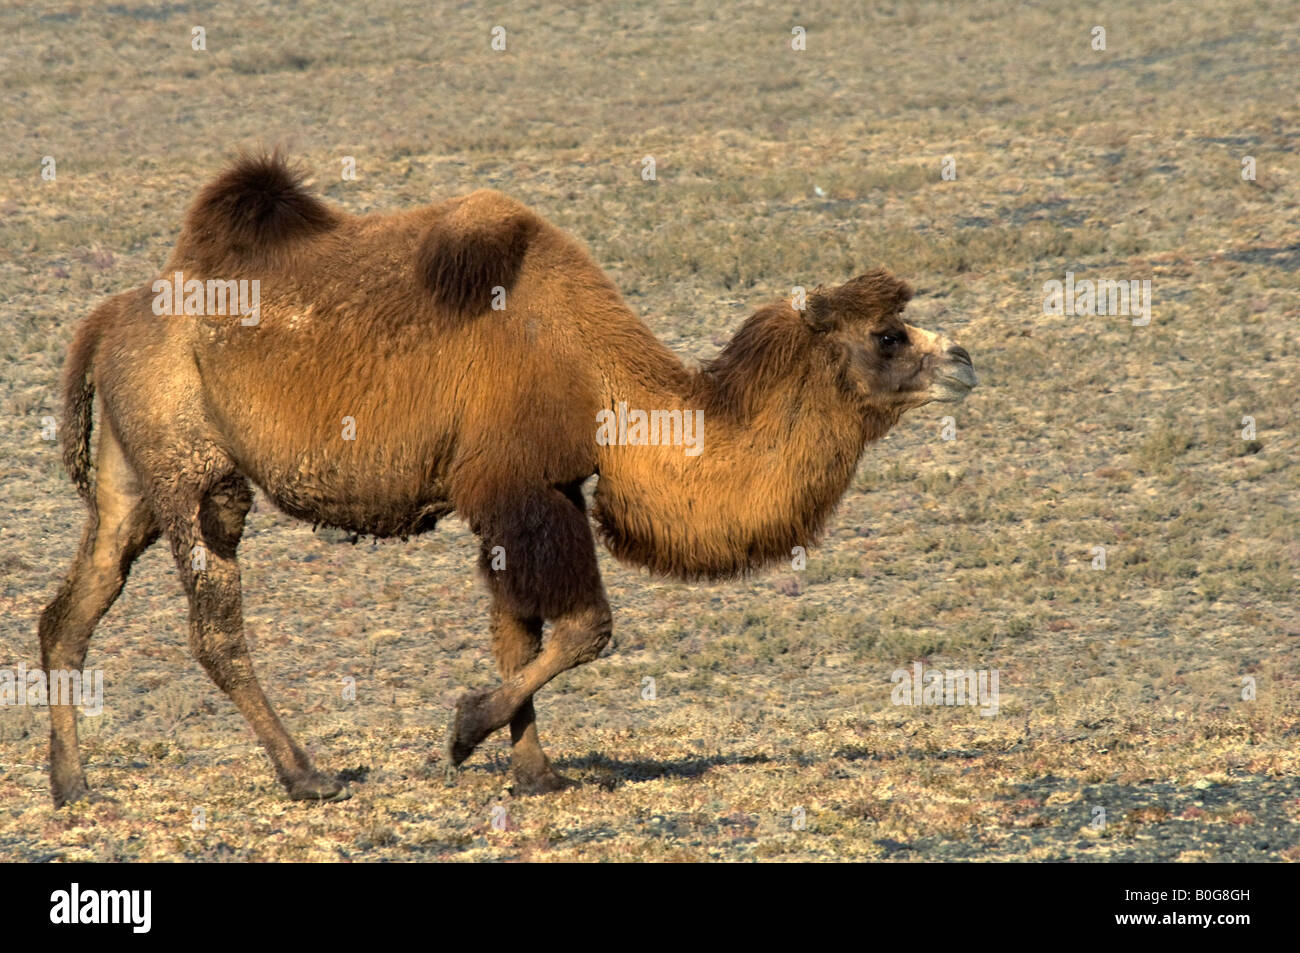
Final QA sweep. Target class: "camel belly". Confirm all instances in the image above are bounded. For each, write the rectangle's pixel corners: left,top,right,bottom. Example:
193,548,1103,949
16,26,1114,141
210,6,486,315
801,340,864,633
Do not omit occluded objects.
246,447,456,538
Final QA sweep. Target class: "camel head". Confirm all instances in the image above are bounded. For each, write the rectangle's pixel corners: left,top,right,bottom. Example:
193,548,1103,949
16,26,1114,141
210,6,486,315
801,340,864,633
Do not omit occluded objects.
805,269,977,417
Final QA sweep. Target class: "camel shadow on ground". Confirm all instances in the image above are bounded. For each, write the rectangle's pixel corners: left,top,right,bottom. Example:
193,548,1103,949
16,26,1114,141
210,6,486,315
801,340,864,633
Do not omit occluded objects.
554,751,774,790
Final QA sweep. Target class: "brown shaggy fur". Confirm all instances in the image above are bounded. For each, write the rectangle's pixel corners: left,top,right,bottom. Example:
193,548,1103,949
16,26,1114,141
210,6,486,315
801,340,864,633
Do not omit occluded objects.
38,153,975,805
417,191,538,318
175,152,338,272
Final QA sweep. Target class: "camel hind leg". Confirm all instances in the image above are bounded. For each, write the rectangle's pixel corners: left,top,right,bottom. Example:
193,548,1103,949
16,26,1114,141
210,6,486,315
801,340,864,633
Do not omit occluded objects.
39,422,160,806
162,468,349,802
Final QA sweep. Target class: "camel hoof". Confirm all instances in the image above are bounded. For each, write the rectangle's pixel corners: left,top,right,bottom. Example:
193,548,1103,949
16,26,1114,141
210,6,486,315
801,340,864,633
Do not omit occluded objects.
52,783,88,809
446,689,498,766
287,773,351,802
52,783,114,809
512,768,579,796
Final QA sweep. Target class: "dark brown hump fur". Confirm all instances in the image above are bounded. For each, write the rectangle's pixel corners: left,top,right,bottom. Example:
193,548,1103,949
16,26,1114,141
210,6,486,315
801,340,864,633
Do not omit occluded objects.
417,189,537,319
182,151,338,258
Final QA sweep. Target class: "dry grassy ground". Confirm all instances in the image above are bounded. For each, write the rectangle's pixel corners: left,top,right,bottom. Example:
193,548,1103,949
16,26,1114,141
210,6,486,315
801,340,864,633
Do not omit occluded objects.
1,0,1297,861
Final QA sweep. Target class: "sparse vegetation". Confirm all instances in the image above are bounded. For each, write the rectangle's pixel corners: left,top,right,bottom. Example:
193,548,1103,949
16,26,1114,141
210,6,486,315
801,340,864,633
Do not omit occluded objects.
0,0,1297,861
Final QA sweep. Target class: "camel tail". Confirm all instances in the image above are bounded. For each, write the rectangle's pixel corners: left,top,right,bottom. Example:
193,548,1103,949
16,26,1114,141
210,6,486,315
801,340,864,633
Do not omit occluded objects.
61,298,116,504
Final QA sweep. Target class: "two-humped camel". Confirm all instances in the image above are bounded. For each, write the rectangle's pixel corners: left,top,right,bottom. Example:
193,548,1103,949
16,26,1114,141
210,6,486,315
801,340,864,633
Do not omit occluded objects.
39,154,975,804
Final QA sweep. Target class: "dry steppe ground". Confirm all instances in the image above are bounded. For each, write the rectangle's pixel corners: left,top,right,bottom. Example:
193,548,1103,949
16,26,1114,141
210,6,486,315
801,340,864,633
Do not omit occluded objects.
0,0,1297,861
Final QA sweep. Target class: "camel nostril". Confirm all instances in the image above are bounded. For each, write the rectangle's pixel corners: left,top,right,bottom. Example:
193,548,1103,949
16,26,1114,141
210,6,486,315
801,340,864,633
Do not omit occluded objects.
946,345,972,367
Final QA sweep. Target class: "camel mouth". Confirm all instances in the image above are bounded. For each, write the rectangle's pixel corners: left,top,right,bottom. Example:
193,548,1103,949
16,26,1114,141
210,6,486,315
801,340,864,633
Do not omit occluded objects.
930,358,977,403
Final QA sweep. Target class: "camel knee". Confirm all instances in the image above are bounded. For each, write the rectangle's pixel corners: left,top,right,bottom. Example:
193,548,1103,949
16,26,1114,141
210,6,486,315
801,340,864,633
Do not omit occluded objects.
552,605,612,667
38,589,87,665
187,623,255,689
38,562,128,665
490,607,543,677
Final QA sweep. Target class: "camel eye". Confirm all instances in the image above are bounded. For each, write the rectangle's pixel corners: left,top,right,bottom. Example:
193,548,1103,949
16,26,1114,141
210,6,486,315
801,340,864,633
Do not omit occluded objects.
876,331,907,351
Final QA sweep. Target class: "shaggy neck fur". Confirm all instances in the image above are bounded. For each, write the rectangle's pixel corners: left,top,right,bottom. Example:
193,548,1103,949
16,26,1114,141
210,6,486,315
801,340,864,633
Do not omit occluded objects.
593,303,901,580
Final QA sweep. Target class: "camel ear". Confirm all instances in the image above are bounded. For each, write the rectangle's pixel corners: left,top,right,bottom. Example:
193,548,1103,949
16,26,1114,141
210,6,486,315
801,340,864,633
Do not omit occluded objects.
803,286,837,332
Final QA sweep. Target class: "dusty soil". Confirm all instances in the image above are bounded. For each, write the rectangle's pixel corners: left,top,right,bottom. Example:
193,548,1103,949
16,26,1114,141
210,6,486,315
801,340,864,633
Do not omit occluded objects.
1,0,1297,861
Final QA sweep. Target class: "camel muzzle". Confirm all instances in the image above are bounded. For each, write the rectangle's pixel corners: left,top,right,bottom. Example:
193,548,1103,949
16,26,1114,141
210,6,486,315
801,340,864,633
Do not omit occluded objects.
932,345,977,401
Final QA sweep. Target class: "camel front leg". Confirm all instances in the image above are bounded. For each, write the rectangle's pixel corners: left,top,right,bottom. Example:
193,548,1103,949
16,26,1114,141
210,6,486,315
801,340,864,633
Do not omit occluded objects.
487,600,577,793
447,601,611,780
448,479,609,787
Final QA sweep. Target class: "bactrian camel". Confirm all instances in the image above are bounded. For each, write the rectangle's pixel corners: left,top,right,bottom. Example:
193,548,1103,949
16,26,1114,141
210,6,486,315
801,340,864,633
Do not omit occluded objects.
39,154,976,804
